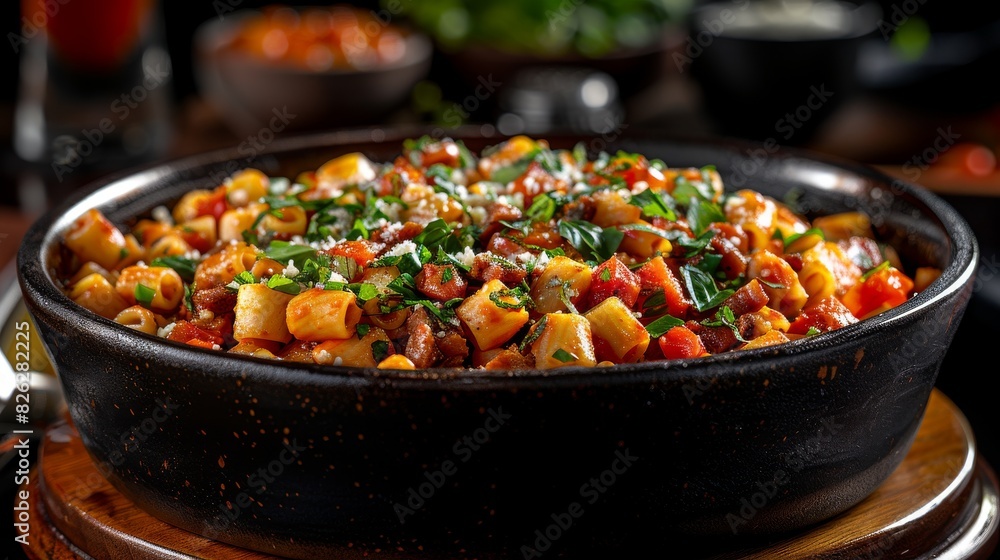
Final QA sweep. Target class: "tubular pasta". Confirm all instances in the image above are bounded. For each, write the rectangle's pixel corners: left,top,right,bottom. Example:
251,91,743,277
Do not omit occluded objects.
63,209,128,269
115,266,185,313
286,288,362,341
233,284,295,343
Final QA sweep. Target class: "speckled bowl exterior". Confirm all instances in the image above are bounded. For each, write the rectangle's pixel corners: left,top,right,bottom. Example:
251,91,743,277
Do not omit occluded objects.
17,128,978,559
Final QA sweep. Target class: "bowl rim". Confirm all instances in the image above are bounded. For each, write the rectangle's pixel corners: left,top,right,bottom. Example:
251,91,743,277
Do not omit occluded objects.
16,125,979,388
192,6,434,77
687,0,884,43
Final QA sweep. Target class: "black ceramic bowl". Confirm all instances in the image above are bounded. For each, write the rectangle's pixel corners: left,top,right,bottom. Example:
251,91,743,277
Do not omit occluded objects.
17,127,977,559
193,9,433,137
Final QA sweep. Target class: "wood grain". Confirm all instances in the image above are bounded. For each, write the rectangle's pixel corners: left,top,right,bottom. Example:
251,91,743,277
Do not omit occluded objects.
16,389,1000,559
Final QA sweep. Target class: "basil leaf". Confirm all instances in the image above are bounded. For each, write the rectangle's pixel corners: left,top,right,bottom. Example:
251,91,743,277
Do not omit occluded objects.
645,314,685,338
782,227,825,248
371,340,390,363
861,260,890,281
619,223,673,241
150,256,196,282
519,315,548,352
387,273,418,299
669,229,715,258
329,255,360,283
266,274,301,295
526,193,565,223
701,305,746,342
682,264,734,312
558,220,622,262
348,282,379,303
265,241,317,267
436,247,471,272
686,198,726,236
629,189,677,221
672,176,716,206
489,287,533,310
345,218,369,241
356,323,371,338
413,219,463,252
490,158,532,184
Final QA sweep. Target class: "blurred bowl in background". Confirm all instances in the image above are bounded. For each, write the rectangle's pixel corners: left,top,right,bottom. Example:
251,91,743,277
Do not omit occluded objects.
687,0,882,145
193,5,432,137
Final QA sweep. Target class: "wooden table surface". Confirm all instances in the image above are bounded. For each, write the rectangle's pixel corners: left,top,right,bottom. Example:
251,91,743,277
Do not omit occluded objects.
13,390,999,559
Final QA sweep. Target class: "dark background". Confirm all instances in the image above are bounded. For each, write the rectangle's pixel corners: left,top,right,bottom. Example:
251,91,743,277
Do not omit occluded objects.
2,0,999,557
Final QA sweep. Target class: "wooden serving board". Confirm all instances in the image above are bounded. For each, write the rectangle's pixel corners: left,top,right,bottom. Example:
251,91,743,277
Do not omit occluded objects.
16,389,1000,559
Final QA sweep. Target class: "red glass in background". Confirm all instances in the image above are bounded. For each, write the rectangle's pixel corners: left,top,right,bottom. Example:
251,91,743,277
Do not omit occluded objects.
23,0,155,73
14,0,173,207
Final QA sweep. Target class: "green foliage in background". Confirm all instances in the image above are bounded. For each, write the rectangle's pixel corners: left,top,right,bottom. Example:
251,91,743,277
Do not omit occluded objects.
387,0,691,57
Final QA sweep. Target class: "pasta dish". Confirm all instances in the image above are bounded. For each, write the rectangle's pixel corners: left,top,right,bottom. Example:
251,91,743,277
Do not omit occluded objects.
55,135,938,370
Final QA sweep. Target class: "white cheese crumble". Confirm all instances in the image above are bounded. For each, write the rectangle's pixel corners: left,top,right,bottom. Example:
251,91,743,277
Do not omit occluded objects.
283,259,300,277
451,246,477,268
469,206,487,226
151,205,173,225
385,240,417,257
377,221,404,242
157,322,177,338
375,198,403,222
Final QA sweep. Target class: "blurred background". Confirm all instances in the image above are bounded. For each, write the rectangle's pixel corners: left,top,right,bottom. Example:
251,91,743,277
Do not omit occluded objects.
1,0,999,548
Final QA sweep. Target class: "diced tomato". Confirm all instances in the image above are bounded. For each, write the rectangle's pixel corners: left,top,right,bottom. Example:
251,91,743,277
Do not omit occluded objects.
469,254,527,285
166,320,224,347
377,156,424,196
195,188,228,222
840,266,914,319
592,335,617,364
511,161,565,207
635,256,691,318
415,264,467,301
523,222,562,250
608,154,649,188
479,201,523,243
587,256,641,309
326,241,377,271
658,326,708,360
177,228,213,253
721,279,768,316
486,233,527,261
414,140,463,169
789,296,859,335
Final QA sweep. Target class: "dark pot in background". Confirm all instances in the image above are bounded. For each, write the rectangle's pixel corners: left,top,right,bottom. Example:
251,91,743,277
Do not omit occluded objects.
17,127,976,559
687,0,882,145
